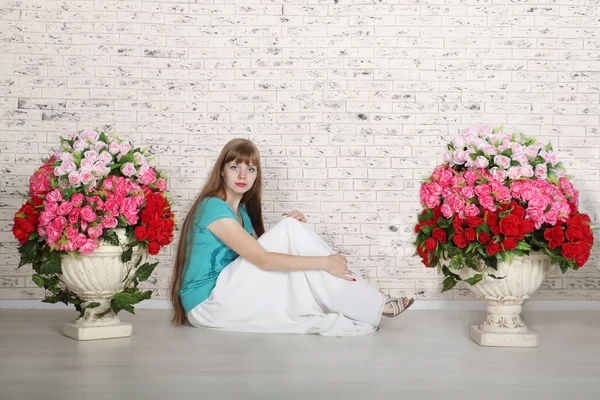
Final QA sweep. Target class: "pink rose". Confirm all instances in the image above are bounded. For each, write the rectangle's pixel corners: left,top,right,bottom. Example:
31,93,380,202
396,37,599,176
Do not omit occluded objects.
439,170,453,187
453,150,467,165
92,161,110,176
464,170,478,186
80,206,98,223
139,169,157,185
425,194,440,209
544,209,559,226
510,143,523,154
120,197,138,214
63,242,77,252
109,141,120,154
448,196,465,213
58,152,73,162
443,152,452,163
87,225,103,239
535,164,547,179
103,201,119,216
46,189,63,203
124,212,139,225
53,215,67,228
80,170,95,185
483,145,498,156
65,226,79,241
494,155,511,169
80,158,94,170
46,225,62,243
513,154,528,165
495,188,511,202
121,162,136,177
477,125,491,137
461,186,475,199
68,171,81,187
464,204,479,217
87,195,104,211
73,139,87,151
441,203,453,218
524,146,538,159
57,202,73,216
62,161,77,174
526,206,544,224
507,167,521,180
79,239,99,255
156,178,167,191
102,215,118,229
71,193,84,207
95,142,107,152
474,184,491,197
75,233,87,248
98,151,113,163
528,194,548,209
120,141,132,154
479,195,496,212
474,156,489,169
133,152,146,165
84,150,98,162
81,129,99,142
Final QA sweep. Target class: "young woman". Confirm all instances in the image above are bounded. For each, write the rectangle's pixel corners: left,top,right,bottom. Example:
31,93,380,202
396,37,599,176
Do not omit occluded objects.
170,138,414,337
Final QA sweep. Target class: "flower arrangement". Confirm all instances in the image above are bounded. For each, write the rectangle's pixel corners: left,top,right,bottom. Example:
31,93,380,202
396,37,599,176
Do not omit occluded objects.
12,128,175,315
414,125,594,291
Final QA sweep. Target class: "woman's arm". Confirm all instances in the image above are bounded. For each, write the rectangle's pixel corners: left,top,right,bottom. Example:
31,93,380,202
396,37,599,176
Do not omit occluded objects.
206,218,353,281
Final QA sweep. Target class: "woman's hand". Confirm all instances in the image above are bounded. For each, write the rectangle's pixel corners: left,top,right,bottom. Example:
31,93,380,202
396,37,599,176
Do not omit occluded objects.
282,210,306,223
323,254,355,281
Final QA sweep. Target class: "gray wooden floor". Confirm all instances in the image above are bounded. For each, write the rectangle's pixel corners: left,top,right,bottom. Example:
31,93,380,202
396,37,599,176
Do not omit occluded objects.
1,309,599,400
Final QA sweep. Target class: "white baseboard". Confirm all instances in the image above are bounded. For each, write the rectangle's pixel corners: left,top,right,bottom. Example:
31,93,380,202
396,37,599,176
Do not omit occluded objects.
1,299,599,311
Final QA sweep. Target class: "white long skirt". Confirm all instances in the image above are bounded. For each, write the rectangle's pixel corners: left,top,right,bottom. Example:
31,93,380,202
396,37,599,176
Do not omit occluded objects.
187,217,386,337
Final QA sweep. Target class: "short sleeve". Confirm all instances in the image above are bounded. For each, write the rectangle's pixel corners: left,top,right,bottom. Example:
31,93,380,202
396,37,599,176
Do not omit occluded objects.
196,198,235,229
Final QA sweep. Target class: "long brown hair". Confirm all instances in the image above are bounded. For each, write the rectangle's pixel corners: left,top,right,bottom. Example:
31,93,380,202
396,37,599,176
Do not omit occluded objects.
170,138,265,325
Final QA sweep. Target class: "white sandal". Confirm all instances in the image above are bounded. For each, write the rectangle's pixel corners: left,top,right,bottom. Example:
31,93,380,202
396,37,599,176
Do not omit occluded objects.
382,295,415,318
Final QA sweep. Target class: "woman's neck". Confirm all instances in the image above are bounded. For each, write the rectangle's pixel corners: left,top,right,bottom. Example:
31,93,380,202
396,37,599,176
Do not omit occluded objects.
222,190,243,212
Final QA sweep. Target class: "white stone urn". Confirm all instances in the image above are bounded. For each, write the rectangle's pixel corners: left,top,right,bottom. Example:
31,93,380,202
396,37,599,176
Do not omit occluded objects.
453,252,553,347
60,230,144,341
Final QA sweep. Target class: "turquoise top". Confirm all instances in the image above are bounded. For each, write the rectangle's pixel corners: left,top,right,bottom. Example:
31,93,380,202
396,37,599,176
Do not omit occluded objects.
179,197,253,314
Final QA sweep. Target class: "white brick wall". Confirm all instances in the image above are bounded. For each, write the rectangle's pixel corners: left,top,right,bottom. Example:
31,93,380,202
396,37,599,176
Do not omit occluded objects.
1,0,599,302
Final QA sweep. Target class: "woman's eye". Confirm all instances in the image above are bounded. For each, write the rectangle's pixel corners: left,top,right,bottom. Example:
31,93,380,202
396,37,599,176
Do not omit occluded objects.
249,167,255,172
230,165,237,170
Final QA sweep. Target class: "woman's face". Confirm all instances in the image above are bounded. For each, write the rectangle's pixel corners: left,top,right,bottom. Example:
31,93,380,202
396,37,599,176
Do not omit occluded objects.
222,160,257,195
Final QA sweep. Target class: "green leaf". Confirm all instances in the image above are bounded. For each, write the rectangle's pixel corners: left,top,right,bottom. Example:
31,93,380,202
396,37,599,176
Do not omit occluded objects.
545,143,553,152
134,262,158,283
18,240,39,268
111,292,136,314
39,251,62,275
487,256,498,270
510,160,520,167
32,274,45,288
442,265,460,280
464,274,484,286
487,274,505,280
516,241,531,251
442,276,457,292
85,302,101,309
421,225,433,236
501,148,513,157
121,246,133,263
102,230,120,246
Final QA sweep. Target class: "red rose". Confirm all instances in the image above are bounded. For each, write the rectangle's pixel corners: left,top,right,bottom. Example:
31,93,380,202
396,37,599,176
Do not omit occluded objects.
543,226,564,249
432,207,443,219
414,223,422,233
465,228,477,242
453,235,467,249
478,232,491,245
565,225,585,242
502,237,517,250
568,202,578,216
567,214,591,227
148,241,161,255
574,244,591,267
424,237,437,252
561,242,579,260
486,241,502,256
134,226,148,241
484,211,498,226
499,214,521,237
453,217,465,228
509,202,525,218
522,219,535,233
466,216,482,228
432,228,447,243
490,225,501,236
158,231,173,246
147,227,159,241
